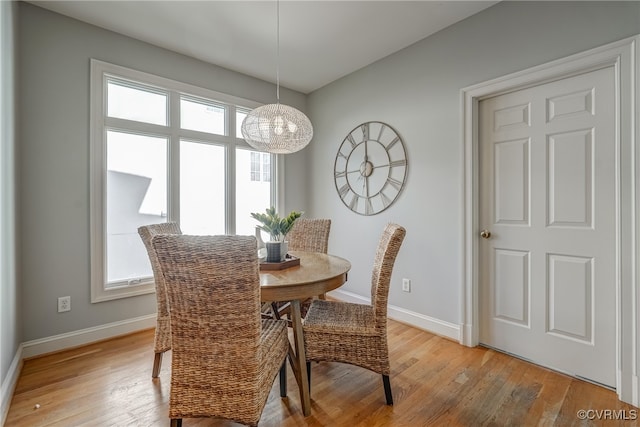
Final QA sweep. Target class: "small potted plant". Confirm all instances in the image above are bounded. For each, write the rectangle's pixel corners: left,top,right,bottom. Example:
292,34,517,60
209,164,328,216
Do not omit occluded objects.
251,207,302,262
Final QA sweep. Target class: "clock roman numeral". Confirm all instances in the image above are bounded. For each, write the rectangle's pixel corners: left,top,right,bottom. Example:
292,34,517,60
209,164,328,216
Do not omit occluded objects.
389,159,406,167
349,193,359,211
365,198,373,215
380,191,392,208
338,183,350,198
377,124,386,142
334,170,347,179
386,177,403,191
361,123,369,141
346,134,357,149
386,136,400,150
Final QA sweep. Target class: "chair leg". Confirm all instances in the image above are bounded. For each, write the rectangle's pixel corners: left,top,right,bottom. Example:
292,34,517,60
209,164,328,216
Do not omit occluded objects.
170,419,182,427
306,361,311,393
271,302,282,320
152,352,163,378
279,361,287,397
382,375,393,405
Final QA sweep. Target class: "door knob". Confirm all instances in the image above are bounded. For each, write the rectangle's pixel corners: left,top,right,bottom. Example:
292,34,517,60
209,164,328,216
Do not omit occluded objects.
480,229,491,239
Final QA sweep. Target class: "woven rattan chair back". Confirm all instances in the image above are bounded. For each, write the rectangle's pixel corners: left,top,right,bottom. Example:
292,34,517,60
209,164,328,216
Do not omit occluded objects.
370,223,407,328
137,221,182,378
303,223,406,406
287,218,331,253
151,234,288,427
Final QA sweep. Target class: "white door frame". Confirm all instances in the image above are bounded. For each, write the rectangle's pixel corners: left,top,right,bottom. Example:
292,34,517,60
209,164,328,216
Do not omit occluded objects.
461,36,639,405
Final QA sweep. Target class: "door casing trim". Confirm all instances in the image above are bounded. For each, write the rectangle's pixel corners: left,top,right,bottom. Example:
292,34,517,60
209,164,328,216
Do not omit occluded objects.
460,35,639,405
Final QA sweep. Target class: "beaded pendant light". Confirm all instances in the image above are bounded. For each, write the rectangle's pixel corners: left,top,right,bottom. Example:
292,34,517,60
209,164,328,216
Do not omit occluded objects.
241,0,313,154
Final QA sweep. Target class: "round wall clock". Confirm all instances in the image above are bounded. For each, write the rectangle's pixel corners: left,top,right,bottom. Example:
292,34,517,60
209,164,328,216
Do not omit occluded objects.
334,121,407,216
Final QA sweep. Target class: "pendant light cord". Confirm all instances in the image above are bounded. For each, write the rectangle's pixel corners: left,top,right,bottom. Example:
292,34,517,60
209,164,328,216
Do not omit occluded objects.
276,0,280,103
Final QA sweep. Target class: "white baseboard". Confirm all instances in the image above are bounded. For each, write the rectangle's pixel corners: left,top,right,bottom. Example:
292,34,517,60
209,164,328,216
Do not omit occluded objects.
1,343,23,427
328,289,460,342
21,314,156,359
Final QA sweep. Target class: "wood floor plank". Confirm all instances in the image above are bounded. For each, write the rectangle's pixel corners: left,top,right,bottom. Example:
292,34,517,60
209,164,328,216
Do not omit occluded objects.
5,322,638,426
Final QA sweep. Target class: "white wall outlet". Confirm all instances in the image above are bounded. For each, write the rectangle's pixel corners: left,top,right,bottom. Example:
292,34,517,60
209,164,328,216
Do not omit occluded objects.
402,278,411,293
58,296,71,312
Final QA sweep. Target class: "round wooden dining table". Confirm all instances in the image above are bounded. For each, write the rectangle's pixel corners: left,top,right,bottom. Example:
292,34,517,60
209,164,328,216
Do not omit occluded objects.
259,251,351,417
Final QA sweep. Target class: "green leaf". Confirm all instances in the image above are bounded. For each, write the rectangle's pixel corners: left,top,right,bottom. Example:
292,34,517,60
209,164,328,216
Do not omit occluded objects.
250,207,303,241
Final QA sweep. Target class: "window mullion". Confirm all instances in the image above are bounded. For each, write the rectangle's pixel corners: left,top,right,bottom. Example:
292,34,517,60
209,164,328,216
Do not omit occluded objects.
227,105,237,235
169,91,181,225
226,145,236,235
228,104,236,140
104,116,169,135
178,128,237,145
273,154,281,212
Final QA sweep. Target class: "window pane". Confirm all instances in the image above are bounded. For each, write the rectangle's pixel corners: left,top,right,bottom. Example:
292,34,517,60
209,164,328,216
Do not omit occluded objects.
180,141,225,235
180,97,225,135
236,148,272,236
250,152,260,181
262,153,271,182
107,80,167,125
236,109,248,138
106,131,167,286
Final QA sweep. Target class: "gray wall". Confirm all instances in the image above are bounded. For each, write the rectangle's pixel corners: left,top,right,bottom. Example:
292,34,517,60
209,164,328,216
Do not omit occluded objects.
16,1,308,342
0,0,18,414
307,1,640,325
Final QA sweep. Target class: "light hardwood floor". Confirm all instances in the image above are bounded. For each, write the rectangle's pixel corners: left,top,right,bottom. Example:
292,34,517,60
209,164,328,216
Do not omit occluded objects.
6,320,638,426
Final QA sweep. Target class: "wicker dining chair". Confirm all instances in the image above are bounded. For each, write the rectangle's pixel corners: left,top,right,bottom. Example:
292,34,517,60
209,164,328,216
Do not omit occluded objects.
303,223,406,405
287,218,331,253
271,218,331,321
138,222,182,378
151,234,289,427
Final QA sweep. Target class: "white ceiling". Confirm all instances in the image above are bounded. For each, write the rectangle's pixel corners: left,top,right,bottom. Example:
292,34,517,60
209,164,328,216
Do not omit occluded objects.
29,1,499,94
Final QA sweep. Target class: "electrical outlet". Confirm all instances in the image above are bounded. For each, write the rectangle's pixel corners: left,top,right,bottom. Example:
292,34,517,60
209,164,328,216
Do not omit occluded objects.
58,296,71,313
402,278,411,293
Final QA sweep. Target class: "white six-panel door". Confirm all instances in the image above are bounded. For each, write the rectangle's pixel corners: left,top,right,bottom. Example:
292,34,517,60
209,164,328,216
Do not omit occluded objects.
478,66,616,387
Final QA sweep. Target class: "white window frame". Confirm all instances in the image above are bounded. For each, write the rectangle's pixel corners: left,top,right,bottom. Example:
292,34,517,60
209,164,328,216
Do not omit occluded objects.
90,59,280,302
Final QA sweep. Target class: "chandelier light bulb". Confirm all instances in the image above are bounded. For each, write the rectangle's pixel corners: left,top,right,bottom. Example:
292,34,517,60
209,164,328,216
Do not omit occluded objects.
274,115,284,135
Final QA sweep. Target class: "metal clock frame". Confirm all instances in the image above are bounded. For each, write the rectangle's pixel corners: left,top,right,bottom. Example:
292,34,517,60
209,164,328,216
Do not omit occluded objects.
333,121,408,216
